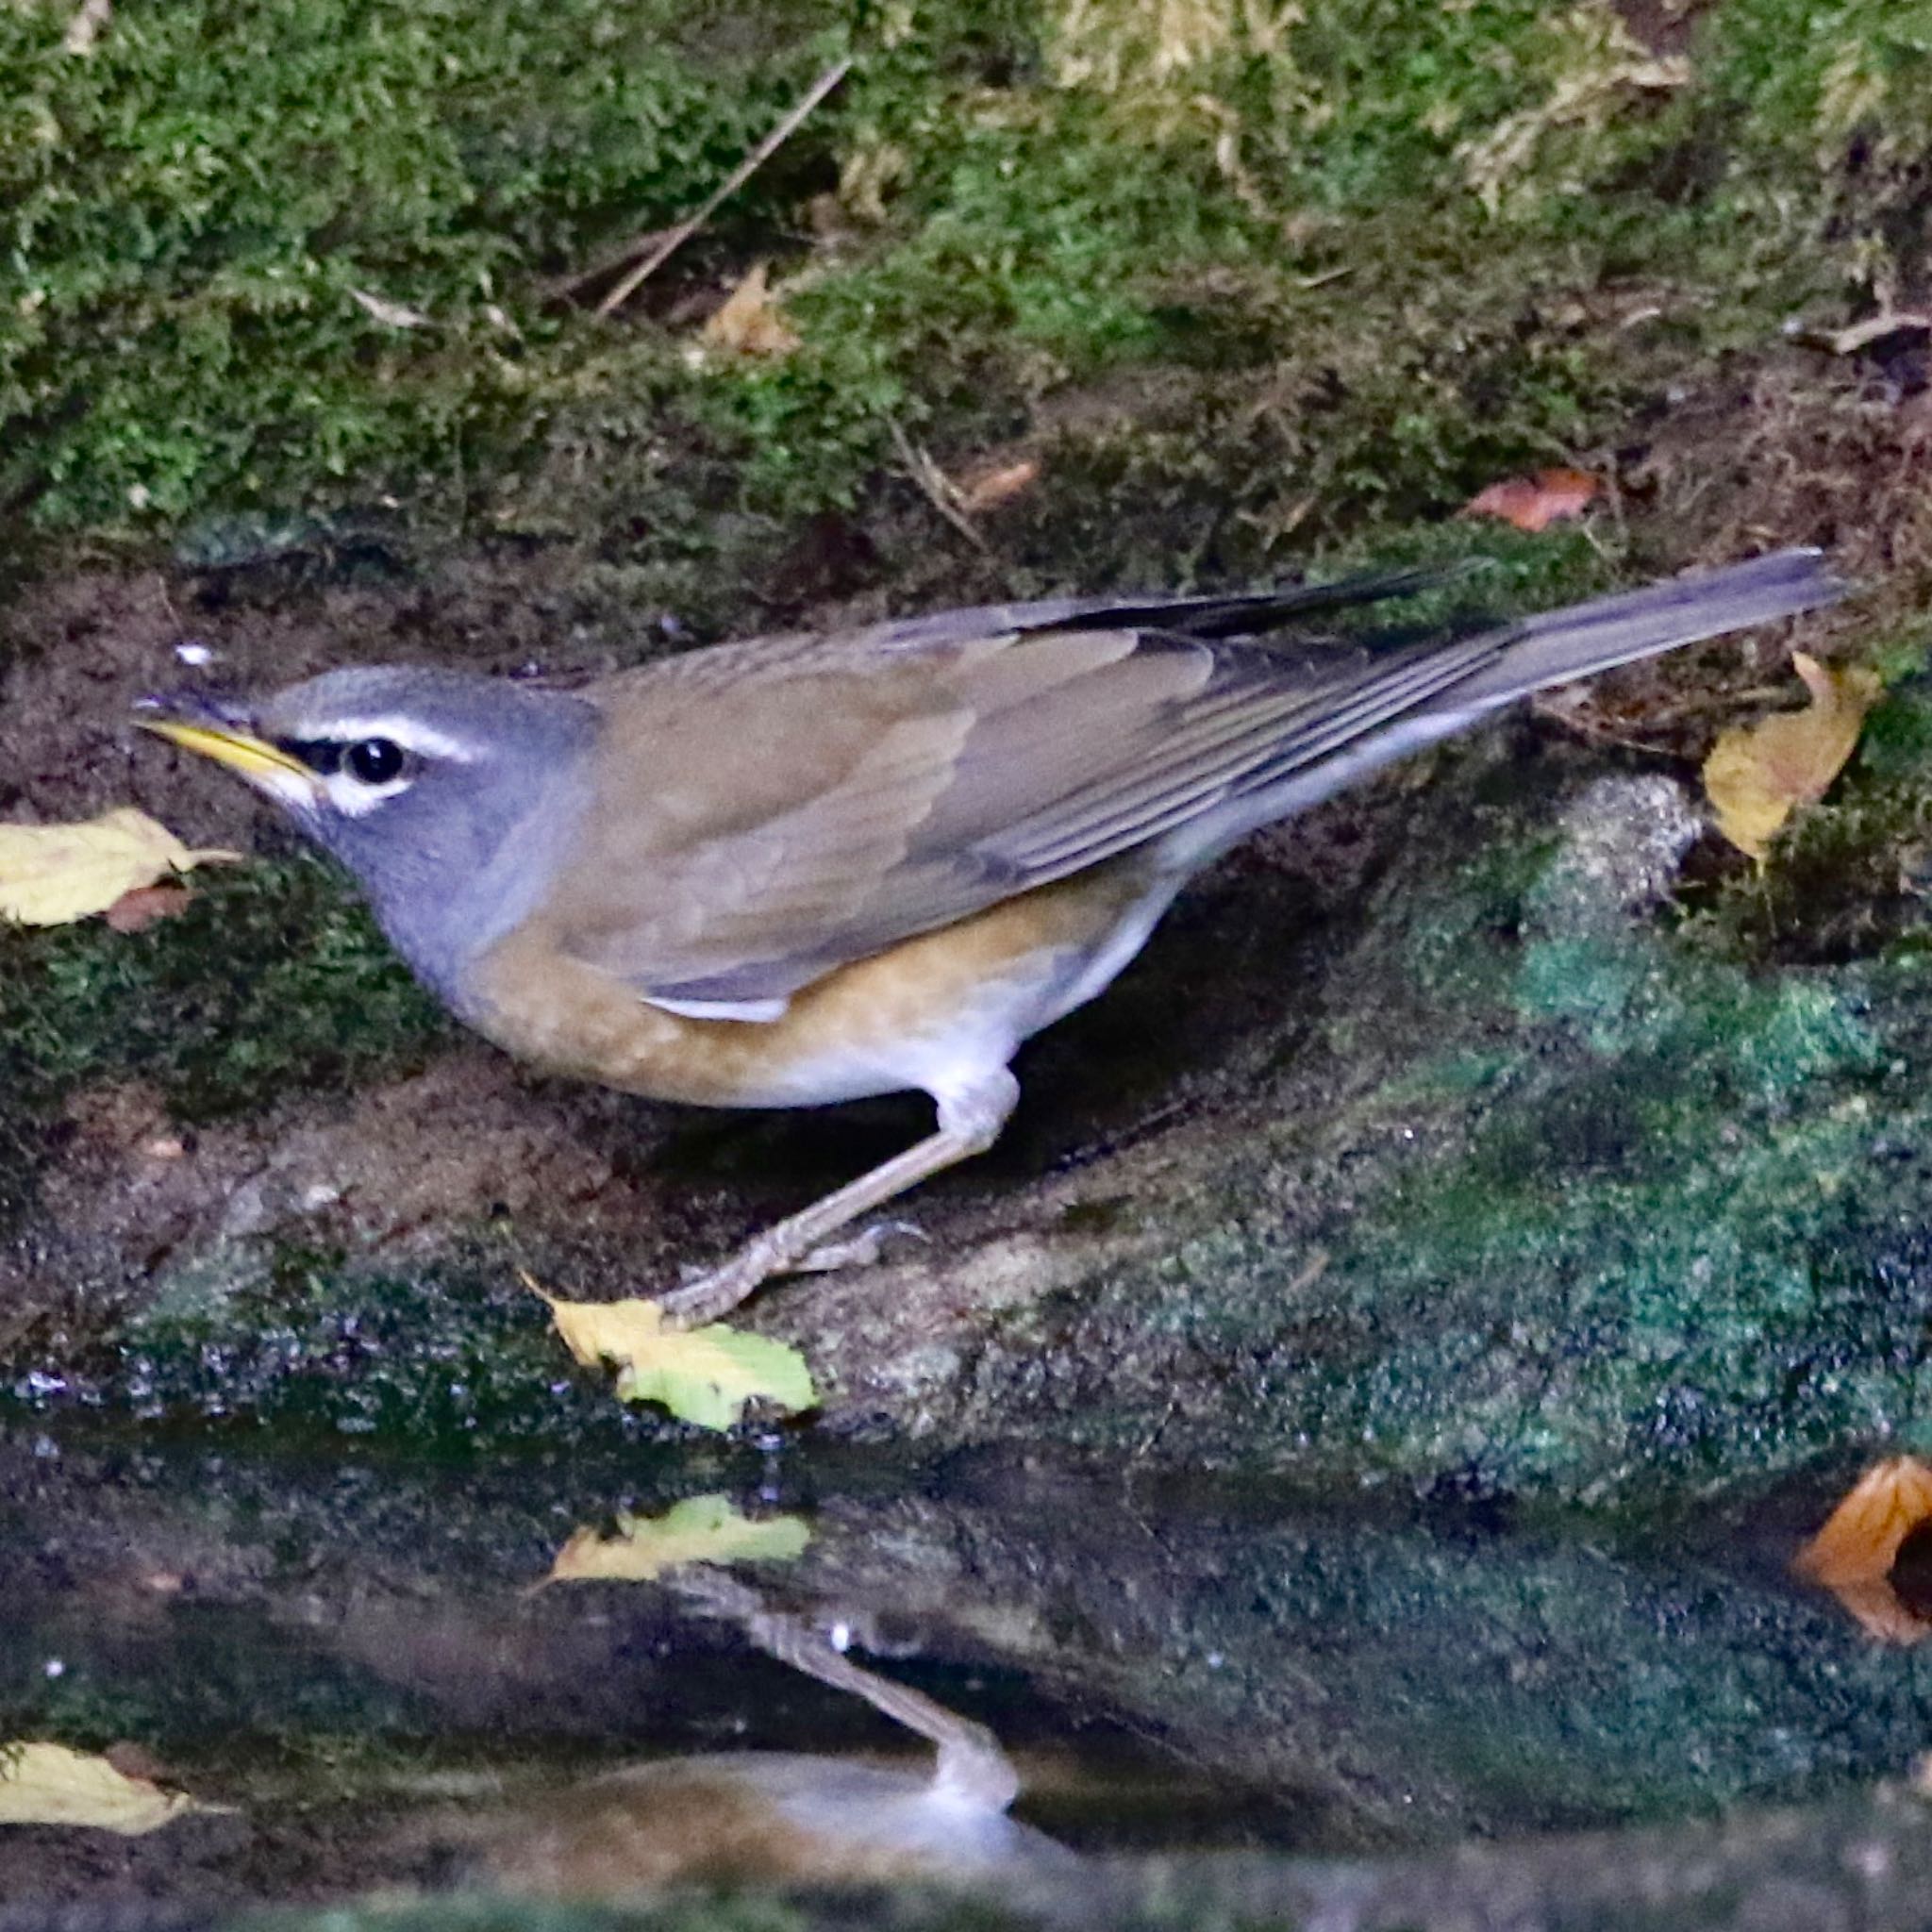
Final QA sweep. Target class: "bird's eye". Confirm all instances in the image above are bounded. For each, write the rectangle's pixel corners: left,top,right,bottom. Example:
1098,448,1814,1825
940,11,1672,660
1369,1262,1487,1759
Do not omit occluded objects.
345,738,406,786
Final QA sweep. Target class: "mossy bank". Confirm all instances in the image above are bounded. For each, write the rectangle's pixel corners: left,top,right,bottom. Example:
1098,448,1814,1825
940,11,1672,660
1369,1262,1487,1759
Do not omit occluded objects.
3,0,1931,1500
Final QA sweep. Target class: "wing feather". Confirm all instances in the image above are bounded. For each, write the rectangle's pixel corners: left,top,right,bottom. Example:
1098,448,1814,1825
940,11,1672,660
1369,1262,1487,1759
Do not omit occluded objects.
541,615,1504,1005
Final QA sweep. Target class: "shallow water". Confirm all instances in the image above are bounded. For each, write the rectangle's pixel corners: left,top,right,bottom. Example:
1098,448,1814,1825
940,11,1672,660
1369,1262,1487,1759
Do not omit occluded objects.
1,1426,1928,1920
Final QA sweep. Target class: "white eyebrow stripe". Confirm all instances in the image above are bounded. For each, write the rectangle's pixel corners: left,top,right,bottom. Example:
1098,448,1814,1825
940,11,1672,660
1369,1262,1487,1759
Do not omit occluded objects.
299,715,480,762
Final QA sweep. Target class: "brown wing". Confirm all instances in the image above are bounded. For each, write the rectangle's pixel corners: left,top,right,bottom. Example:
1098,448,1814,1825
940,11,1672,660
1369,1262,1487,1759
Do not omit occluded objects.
540,547,1840,1007
543,617,1494,1006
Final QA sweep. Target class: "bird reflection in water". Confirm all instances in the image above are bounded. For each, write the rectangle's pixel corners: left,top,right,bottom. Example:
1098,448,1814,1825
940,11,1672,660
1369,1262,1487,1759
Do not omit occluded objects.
466,1566,1075,1898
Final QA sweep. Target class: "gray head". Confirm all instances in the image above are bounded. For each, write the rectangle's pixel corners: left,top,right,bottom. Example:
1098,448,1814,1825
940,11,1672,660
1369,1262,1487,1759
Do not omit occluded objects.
141,664,598,1001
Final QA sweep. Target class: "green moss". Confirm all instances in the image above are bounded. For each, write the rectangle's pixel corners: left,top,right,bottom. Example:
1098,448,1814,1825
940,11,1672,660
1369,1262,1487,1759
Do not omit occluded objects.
1257,861,1932,1496
0,0,852,529
1,0,1919,557
0,858,447,1216
108,1241,659,1444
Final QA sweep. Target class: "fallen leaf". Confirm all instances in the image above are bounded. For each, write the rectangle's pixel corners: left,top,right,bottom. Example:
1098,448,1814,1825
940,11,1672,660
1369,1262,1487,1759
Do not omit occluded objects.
1794,1457,1932,1648
1460,467,1600,533
0,810,240,928
1795,1455,1932,1586
701,263,801,358
547,1495,810,1584
105,882,193,933
0,1742,219,1835
1703,653,1880,861
957,458,1041,514
525,1274,817,1430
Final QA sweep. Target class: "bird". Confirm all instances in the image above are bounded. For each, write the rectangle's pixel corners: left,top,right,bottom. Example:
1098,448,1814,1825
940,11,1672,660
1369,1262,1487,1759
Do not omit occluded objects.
139,548,1842,1327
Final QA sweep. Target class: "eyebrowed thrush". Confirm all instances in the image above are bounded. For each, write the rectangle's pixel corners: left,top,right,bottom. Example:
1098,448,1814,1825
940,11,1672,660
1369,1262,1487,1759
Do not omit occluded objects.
139,550,1842,1324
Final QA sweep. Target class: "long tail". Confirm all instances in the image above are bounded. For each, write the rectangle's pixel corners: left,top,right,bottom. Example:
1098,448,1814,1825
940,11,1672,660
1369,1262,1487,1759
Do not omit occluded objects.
1167,546,1847,865
1443,547,1844,714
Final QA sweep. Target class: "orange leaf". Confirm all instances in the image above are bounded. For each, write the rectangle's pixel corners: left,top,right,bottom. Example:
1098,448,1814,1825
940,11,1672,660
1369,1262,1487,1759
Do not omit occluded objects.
105,882,193,933
1795,1455,1932,1586
1460,467,1600,533
957,458,1041,514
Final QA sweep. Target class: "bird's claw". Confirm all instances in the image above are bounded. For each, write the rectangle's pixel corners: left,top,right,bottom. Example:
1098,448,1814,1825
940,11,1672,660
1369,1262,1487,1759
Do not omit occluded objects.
794,1218,928,1274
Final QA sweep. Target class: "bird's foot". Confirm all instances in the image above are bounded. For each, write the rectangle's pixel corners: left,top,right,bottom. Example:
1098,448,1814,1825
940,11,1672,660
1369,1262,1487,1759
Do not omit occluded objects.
658,1252,771,1330
793,1219,927,1274
660,1219,924,1329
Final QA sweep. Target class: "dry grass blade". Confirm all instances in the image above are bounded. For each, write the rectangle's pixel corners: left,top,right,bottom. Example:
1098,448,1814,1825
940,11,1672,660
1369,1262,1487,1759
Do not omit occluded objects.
592,56,853,319
888,420,991,553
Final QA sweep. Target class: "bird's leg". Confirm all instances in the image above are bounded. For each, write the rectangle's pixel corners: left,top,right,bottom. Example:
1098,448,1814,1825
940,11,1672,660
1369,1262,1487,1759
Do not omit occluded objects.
658,1069,1019,1328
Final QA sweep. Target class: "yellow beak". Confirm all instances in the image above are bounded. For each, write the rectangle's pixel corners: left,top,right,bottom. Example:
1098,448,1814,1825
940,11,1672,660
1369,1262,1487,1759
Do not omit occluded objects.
137,714,321,801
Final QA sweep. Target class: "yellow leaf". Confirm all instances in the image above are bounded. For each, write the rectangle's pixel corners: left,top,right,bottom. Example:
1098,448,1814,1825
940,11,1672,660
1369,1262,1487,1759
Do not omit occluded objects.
1702,654,1879,862
0,809,240,927
547,1494,810,1584
0,1742,215,1835
527,1276,817,1430
701,263,802,358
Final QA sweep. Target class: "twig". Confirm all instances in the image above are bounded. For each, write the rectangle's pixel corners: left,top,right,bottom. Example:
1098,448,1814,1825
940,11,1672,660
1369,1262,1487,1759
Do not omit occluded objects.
888,419,991,554
592,56,853,319
552,225,680,302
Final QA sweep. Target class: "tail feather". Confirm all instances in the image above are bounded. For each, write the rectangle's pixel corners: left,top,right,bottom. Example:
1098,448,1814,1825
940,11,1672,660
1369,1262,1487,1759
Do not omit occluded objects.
1164,546,1847,866
1446,547,1844,713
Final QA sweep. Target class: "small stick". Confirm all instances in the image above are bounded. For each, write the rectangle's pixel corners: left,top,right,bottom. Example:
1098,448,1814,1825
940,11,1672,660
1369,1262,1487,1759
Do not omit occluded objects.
593,56,854,320
889,419,991,554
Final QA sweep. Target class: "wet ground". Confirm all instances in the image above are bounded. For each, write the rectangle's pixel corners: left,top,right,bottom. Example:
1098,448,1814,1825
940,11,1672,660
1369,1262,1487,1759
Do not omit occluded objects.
4,1427,1930,1927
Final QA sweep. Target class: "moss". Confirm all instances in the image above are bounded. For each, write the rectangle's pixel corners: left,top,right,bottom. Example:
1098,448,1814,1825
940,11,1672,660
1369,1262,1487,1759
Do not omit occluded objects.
1,0,1921,560
929,785,1932,1503
106,1241,667,1444
0,858,448,1218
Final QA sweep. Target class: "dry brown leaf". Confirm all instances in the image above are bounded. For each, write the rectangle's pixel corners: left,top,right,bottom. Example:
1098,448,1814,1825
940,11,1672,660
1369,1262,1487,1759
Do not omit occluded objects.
1795,1455,1932,1586
0,809,239,927
701,264,801,358
547,1495,810,1585
1702,654,1880,862
1794,1456,1932,1648
957,458,1041,514
1459,467,1600,533
0,1742,220,1834
105,882,194,933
